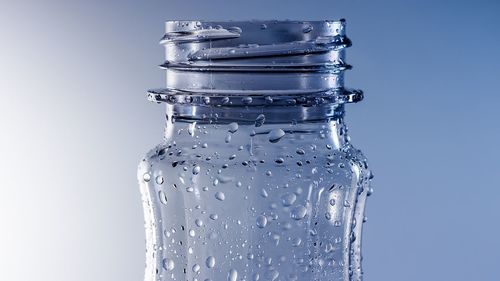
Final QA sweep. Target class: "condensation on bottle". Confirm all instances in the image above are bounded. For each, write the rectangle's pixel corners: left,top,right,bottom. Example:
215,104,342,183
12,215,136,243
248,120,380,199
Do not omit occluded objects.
138,19,373,281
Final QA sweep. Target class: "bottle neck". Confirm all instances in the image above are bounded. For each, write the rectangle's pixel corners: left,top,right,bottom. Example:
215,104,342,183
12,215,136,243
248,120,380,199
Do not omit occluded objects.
163,104,350,150
166,102,345,124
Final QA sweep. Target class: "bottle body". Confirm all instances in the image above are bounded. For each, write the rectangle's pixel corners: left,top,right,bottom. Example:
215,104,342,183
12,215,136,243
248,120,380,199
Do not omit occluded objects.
138,111,371,281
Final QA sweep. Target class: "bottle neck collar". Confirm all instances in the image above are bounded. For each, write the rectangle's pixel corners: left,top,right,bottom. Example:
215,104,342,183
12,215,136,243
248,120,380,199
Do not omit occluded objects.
165,102,345,124
163,111,350,150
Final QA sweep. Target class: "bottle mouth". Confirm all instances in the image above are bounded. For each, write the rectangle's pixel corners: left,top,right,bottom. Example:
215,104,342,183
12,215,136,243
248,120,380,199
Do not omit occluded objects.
148,19,362,106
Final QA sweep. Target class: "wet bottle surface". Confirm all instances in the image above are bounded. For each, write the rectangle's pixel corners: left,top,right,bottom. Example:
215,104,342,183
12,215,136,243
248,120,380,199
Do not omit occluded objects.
138,20,372,281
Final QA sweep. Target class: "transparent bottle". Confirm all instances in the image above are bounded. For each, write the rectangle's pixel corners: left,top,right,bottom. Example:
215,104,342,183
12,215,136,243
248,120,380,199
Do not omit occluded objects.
138,20,373,281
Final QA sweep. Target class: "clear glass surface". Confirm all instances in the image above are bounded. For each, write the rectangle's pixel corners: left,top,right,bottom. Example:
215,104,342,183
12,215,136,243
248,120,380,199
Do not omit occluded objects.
139,19,372,281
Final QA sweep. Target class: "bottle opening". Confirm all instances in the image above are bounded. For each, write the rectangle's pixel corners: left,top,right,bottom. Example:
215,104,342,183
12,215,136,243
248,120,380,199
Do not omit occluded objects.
148,20,363,107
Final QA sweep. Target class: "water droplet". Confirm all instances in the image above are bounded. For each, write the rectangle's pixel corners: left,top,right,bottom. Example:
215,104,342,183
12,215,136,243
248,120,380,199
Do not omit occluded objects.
260,188,268,198
255,114,265,127
218,175,234,183
242,97,253,104
225,134,232,143
195,219,204,227
291,205,307,220
265,170,272,176
325,212,332,220
275,158,284,164
192,263,200,273
350,231,356,243
309,228,318,236
282,222,292,230
268,129,285,143
367,187,374,196
256,215,268,228
215,191,226,201
260,23,267,29
343,200,351,208
143,173,151,182
189,229,196,237
228,269,238,281
227,26,242,33
228,122,239,133
292,237,302,247
162,258,175,271
206,256,216,268
296,149,305,155
302,24,313,33
158,191,168,205
155,175,164,185
193,165,201,175
281,193,297,206
209,213,219,220
266,269,280,281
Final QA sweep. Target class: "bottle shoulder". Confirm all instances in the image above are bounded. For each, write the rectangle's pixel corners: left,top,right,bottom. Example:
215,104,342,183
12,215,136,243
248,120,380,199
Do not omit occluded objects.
340,142,373,181
138,140,371,180
137,142,169,178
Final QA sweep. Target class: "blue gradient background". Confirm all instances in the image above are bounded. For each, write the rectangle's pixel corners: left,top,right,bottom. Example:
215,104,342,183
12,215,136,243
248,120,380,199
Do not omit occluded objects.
1,1,499,280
